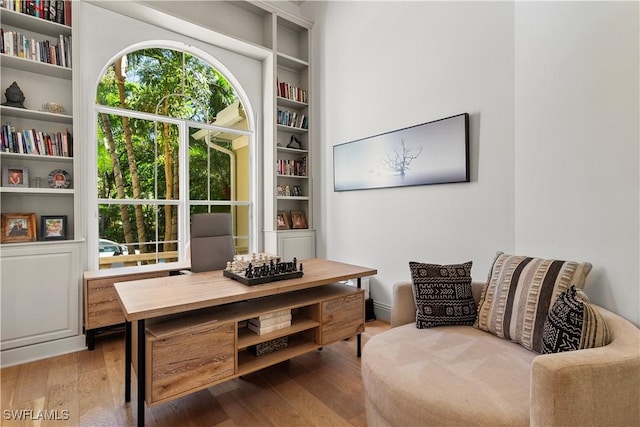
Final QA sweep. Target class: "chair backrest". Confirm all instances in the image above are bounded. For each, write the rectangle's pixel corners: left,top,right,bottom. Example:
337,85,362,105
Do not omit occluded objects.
190,213,235,273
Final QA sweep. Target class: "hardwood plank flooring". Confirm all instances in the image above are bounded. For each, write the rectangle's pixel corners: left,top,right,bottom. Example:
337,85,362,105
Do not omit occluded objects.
1,321,389,427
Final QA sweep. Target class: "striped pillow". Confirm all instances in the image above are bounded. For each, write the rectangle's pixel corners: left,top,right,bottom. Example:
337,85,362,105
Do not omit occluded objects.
541,286,609,353
474,253,592,353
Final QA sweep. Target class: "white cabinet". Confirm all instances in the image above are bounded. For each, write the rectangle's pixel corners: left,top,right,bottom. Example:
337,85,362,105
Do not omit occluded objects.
1,242,80,350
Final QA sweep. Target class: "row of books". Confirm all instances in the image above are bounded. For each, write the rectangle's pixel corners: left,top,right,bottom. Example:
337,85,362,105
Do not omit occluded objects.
1,0,72,27
1,28,72,68
277,157,307,177
247,309,292,335
277,109,308,130
277,79,308,104
1,123,73,157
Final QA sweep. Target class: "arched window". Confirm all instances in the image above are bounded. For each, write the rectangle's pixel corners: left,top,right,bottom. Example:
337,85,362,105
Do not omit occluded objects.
95,47,252,269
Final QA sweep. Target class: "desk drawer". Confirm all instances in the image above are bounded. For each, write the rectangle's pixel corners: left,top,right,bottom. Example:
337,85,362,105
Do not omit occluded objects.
85,271,168,329
320,290,365,345
147,321,235,405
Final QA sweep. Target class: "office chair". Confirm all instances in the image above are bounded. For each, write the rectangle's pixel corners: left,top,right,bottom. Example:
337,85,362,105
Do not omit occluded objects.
189,213,235,273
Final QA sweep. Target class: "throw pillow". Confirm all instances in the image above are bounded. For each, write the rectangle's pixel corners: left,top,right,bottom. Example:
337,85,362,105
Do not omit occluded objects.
541,285,610,354
409,261,476,328
474,253,592,353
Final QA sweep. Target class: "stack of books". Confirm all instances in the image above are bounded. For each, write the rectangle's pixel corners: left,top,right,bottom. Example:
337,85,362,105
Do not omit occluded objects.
248,309,292,335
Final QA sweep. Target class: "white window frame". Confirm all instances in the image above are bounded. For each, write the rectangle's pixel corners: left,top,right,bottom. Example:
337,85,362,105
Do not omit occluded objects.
94,102,254,270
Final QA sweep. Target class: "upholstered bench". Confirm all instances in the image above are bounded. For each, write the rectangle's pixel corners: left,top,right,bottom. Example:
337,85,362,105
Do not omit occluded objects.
362,258,640,427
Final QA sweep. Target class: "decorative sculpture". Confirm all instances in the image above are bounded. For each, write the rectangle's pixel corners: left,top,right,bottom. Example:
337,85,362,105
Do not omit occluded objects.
2,82,26,108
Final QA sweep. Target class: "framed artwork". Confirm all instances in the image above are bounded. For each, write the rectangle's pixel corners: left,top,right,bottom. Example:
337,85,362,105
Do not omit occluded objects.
277,211,290,230
40,215,67,240
1,213,37,243
333,113,470,191
290,210,308,229
2,165,28,188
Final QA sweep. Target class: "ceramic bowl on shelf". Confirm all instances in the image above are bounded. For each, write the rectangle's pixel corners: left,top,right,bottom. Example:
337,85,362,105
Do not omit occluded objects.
41,102,67,114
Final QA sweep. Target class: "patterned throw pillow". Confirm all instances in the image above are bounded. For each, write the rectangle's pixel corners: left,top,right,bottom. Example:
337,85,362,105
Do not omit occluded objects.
542,286,610,354
409,261,476,328
474,253,592,353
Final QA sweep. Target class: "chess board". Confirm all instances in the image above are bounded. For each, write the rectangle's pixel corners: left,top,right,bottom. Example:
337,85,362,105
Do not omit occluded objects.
223,268,303,286
223,255,303,286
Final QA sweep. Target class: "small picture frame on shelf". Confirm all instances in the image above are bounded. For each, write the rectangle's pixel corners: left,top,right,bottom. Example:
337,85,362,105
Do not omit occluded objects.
277,211,290,230
292,185,302,197
2,165,28,188
1,213,37,243
290,210,308,229
40,215,67,241
277,184,286,197
48,169,71,189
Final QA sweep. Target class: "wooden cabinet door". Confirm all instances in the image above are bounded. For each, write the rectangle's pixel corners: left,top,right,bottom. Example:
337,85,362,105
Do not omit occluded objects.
147,322,235,404
320,291,364,345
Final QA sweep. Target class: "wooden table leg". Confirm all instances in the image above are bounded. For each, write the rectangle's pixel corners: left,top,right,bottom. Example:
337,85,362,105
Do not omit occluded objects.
357,278,362,358
125,321,131,402
137,319,145,427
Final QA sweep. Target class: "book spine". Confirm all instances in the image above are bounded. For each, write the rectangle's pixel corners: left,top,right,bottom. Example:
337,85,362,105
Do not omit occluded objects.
247,321,291,335
249,313,292,327
66,129,72,157
56,0,63,24
257,308,291,321
28,129,37,154
6,123,14,152
48,0,56,22
58,34,64,67
63,0,70,26
16,132,23,154
1,128,6,152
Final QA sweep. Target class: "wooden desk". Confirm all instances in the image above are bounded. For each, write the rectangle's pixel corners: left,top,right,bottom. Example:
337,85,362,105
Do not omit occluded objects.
114,258,377,427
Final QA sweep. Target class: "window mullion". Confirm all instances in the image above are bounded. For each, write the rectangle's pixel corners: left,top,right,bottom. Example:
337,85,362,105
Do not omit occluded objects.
179,121,190,262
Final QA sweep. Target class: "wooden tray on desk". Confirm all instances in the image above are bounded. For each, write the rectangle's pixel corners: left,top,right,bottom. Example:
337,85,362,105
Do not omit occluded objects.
223,269,303,286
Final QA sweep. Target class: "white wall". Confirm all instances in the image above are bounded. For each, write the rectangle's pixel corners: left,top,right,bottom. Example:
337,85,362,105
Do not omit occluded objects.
514,2,640,325
304,1,640,324
304,1,516,316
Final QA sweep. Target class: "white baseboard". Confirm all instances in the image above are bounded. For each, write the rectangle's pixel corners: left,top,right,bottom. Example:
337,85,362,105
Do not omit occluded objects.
372,300,391,323
1,335,87,368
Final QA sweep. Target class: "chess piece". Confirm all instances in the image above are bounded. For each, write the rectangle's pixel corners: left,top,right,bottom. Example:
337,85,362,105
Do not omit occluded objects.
2,82,26,108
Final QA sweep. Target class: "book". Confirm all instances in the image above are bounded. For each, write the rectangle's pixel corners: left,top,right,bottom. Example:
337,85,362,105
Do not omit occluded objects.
247,320,291,335
251,336,288,356
248,313,292,328
256,308,291,321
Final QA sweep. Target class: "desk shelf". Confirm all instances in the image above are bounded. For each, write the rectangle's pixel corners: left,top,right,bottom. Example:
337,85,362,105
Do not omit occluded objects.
237,316,319,348
237,334,318,376
143,283,364,406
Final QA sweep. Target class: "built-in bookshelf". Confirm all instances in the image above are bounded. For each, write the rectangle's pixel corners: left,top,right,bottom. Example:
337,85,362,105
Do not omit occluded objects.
0,1,83,365
264,11,315,261
0,4,76,241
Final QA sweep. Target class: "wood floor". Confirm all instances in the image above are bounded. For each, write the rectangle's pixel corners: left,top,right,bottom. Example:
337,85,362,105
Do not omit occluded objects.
1,321,389,427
